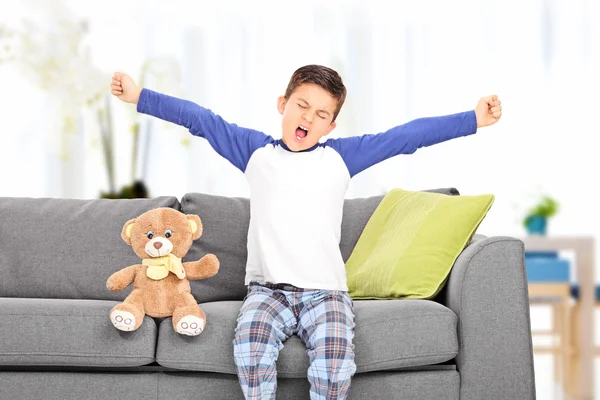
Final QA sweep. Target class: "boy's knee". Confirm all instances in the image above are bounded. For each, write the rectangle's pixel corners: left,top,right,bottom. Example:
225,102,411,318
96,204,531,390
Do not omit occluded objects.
233,319,279,354
307,326,355,368
321,339,354,360
233,335,280,370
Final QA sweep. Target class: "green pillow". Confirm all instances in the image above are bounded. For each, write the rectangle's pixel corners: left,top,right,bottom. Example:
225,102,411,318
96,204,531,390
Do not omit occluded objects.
345,188,494,300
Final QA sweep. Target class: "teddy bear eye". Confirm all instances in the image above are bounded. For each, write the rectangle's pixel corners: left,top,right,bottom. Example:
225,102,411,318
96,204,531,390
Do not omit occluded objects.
165,230,172,238
147,231,154,239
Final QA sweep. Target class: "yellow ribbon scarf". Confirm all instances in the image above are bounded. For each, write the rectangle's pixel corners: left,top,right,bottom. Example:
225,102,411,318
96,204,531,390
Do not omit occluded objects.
142,254,186,280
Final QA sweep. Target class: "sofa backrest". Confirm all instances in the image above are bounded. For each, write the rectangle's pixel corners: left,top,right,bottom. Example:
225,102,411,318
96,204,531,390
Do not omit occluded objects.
0,188,459,302
0,196,181,300
180,193,251,303
181,188,459,303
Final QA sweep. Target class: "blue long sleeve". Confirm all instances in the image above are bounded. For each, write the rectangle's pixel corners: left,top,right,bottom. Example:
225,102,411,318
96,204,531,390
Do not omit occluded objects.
326,111,477,177
137,89,274,172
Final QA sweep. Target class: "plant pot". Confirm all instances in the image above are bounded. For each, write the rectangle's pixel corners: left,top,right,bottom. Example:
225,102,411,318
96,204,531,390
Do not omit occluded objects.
526,215,547,235
100,181,149,199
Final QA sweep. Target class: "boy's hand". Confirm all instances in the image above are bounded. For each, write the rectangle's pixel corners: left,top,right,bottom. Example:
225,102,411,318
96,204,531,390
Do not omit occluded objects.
475,95,502,128
111,72,142,104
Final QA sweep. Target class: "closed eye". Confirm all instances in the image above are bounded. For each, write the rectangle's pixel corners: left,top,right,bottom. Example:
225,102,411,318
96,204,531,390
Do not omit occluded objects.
297,103,307,109
318,114,326,120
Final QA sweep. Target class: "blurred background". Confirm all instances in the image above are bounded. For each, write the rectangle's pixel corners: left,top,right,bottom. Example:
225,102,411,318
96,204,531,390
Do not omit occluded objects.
0,0,597,398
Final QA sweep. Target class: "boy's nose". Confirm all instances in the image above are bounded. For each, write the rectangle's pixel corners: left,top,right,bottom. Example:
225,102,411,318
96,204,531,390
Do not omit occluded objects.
302,114,312,123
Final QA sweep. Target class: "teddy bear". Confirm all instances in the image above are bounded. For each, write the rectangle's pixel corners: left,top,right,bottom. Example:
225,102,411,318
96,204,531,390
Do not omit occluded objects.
106,207,219,336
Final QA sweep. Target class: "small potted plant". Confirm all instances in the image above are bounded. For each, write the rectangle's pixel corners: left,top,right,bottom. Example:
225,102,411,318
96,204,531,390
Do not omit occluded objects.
523,195,559,235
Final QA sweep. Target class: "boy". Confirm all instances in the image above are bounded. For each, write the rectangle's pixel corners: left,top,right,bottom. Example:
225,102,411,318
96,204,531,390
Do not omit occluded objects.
111,64,502,400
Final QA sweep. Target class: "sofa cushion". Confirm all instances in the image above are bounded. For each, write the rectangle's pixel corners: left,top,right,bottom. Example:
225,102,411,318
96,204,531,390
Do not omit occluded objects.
155,298,458,377
180,188,459,303
0,196,180,300
180,193,252,303
345,188,494,299
0,298,157,367
339,188,460,263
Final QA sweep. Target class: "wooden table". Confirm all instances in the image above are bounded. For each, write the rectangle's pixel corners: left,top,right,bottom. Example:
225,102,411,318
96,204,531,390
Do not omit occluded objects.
520,236,596,399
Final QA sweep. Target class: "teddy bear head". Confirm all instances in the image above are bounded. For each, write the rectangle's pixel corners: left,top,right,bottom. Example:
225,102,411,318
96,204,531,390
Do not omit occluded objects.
121,207,202,260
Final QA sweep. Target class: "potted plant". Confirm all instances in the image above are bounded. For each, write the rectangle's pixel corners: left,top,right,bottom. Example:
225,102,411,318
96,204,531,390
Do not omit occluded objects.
522,195,559,235
2,7,181,200
98,58,181,199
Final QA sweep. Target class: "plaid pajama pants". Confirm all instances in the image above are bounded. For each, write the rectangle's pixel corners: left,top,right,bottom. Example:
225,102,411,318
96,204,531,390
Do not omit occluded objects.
233,281,356,400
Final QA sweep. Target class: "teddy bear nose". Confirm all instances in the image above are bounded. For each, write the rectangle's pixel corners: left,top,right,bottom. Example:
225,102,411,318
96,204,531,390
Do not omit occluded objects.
153,242,163,250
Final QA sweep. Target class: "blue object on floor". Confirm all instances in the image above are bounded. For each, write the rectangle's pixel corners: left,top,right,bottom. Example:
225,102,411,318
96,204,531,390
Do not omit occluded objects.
570,284,600,301
524,255,570,283
525,251,559,259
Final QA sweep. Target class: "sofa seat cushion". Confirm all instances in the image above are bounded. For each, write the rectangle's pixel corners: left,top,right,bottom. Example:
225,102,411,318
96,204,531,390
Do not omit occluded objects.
156,298,458,377
0,298,157,367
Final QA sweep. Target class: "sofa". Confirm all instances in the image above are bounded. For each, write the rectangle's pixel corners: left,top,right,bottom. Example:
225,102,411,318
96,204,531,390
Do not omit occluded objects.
0,189,536,400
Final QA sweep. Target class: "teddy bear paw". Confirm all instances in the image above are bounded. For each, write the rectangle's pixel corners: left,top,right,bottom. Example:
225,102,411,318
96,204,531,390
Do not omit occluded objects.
110,310,136,332
176,315,205,336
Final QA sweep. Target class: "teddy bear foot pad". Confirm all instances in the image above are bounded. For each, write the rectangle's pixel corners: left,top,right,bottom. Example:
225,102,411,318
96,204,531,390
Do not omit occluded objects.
110,310,137,332
176,315,205,336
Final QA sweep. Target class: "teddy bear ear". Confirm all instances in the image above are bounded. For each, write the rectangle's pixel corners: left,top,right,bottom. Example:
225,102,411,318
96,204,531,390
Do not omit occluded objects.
187,214,203,240
121,218,137,245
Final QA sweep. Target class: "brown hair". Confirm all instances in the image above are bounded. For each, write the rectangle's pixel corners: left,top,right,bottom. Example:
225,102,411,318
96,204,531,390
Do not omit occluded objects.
284,64,347,122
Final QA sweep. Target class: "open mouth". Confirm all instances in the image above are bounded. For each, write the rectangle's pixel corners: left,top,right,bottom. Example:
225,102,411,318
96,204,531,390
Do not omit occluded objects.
295,125,308,142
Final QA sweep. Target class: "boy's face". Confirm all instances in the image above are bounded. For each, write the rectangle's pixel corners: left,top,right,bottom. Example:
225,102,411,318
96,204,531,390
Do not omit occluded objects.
277,83,337,152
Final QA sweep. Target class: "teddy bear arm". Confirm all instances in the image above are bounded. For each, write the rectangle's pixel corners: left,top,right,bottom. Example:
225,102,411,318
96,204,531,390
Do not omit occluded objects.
106,264,141,291
183,254,219,280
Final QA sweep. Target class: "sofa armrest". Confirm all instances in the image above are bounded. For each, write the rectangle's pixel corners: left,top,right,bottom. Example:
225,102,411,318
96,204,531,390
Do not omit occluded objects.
445,236,536,400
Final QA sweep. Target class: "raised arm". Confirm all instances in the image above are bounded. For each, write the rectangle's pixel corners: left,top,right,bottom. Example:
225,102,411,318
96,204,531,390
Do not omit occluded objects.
111,72,274,172
326,96,502,178
326,111,477,178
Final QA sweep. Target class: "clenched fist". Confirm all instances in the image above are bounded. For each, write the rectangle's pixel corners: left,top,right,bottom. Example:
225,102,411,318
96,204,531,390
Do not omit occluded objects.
475,95,502,128
111,72,142,104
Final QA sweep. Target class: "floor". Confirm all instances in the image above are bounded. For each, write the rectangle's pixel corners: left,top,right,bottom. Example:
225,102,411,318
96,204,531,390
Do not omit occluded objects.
531,306,599,399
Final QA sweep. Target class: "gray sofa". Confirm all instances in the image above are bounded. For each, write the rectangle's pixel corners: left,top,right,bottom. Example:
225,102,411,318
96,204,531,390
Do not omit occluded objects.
0,189,536,399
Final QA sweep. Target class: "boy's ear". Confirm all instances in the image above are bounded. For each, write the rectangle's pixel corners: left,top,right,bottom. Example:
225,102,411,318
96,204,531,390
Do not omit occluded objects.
277,96,286,115
322,121,337,137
